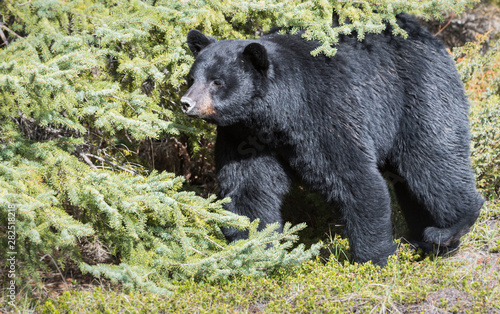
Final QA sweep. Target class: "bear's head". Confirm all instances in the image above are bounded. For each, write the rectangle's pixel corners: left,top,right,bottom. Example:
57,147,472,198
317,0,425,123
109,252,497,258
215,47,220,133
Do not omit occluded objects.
181,30,269,126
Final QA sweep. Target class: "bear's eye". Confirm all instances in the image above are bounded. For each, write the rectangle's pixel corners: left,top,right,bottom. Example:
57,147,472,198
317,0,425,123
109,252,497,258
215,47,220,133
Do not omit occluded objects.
212,79,224,87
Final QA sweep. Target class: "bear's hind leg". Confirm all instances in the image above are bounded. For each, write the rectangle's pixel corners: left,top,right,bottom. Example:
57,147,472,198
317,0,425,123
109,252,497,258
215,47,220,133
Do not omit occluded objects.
396,158,483,250
393,180,462,255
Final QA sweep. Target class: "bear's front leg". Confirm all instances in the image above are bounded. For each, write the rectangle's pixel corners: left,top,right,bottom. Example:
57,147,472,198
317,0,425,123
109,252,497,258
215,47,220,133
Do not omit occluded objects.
215,128,291,241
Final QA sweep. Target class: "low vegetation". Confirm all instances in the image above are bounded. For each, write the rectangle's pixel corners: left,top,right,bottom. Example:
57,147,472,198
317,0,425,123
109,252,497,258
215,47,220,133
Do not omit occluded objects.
34,205,500,313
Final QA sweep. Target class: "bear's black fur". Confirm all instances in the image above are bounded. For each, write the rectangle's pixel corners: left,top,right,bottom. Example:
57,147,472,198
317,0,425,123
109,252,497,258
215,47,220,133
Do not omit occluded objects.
181,14,484,266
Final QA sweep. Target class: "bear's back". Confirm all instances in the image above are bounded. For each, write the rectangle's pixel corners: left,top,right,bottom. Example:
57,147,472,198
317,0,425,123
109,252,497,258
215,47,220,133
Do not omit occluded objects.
257,14,448,69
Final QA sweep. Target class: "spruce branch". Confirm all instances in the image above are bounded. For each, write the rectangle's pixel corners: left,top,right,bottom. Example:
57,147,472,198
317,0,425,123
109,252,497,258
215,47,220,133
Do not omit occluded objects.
1,24,23,40
83,153,141,176
338,0,381,5
78,151,98,170
0,28,8,46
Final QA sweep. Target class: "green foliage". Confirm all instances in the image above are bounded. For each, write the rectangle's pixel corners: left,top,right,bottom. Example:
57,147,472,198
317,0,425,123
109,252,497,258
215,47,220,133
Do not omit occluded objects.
0,129,321,294
454,34,500,199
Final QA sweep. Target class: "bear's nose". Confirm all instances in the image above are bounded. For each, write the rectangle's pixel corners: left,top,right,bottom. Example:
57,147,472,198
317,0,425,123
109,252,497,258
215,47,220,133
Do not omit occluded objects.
180,96,195,113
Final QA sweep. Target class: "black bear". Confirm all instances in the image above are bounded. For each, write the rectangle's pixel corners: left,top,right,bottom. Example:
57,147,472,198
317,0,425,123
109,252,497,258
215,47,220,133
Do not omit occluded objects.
181,14,484,266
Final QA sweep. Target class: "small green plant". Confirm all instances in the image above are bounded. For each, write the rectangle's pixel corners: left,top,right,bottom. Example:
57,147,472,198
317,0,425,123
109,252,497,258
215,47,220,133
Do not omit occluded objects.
455,34,500,200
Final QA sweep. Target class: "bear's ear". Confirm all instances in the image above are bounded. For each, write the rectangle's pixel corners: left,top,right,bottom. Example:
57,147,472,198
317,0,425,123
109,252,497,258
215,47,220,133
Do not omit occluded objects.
187,30,217,57
243,43,269,74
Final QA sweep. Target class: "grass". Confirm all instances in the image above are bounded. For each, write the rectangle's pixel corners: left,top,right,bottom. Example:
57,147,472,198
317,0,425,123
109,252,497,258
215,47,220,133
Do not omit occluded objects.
5,200,497,313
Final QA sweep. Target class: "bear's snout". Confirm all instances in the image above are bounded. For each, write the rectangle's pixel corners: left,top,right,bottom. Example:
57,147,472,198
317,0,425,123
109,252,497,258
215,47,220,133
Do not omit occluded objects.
180,96,196,114
181,82,215,119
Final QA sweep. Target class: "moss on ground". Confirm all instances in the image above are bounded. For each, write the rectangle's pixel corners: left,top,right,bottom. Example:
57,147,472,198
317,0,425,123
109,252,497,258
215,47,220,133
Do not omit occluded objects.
22,201,499,313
